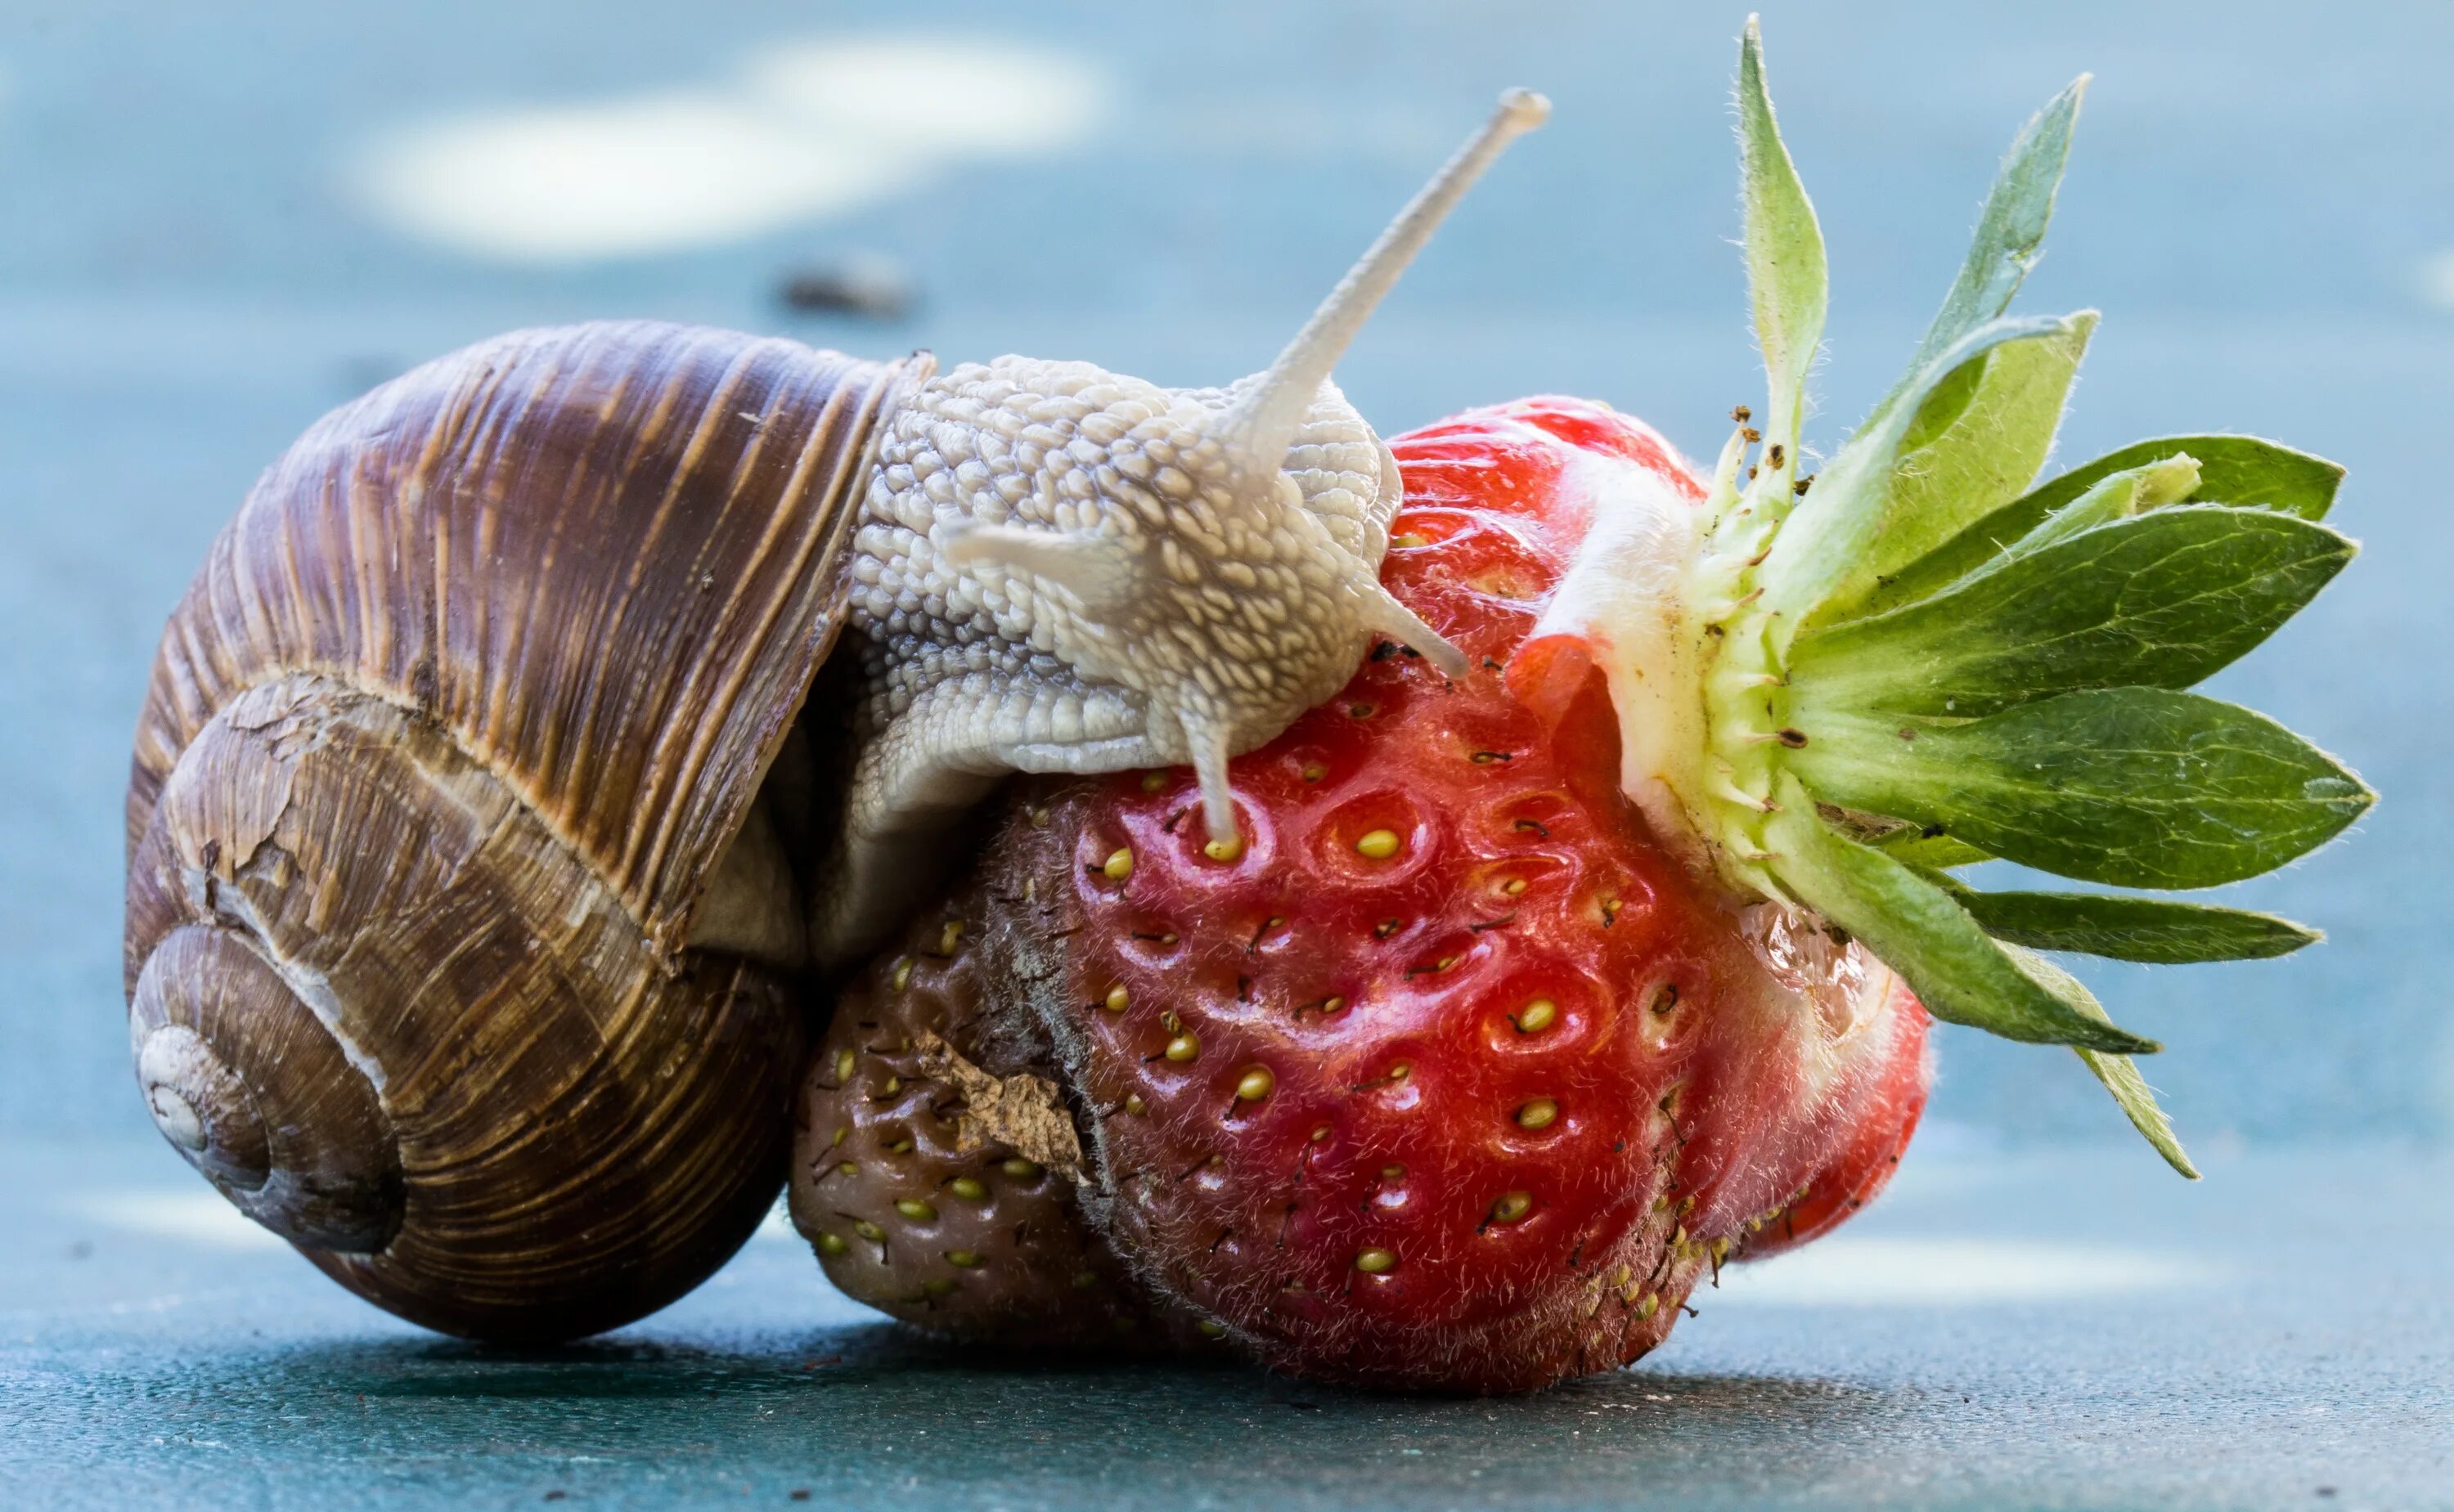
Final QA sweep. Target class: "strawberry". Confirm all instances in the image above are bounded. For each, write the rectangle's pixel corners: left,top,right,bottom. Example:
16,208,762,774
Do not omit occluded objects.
946,395,1934,1390
809,21,2366,1391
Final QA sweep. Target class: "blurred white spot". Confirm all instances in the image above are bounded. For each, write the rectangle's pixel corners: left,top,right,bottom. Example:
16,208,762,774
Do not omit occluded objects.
73,1190,285,1251
2418,250,2454,311
349,36,1107,262
1715,1236,2206,1306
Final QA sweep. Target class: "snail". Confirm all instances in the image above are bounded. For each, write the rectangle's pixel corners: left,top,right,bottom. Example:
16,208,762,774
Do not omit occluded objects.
123,90,1550,1339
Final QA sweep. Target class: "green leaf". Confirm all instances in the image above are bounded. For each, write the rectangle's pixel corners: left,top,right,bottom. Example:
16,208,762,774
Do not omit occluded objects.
1876,312,2097,572
1857,435,2346,616
1788,505,2357,716
1760,312,2093,630
1763,776,2160,1053
1993,453,2201,563
1788,689,2375,890
1865,77,2087,432
1868,827,1993,871
1736,16,1827,448
1935,879,2321,963
2002,945,2200,1178
2018,434,2344,521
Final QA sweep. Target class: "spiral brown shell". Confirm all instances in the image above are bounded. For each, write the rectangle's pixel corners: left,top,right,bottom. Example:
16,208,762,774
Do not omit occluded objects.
124,321,928,1340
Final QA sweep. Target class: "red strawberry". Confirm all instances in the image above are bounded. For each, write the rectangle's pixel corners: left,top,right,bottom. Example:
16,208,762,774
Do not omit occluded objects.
955,397,1930,1389
812,23,2362,1391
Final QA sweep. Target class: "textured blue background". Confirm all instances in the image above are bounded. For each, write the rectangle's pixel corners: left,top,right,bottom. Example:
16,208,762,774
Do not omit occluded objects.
2,3,2449,1506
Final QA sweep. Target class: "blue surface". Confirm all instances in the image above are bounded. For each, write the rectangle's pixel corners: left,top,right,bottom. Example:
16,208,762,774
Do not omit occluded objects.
2,1,2450,1505
7,1137,2449,1510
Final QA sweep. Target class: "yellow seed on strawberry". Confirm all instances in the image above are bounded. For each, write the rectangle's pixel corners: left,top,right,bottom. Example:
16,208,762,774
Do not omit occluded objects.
946,1250,982,1268
895,1198,937,1222
816,1232,848,1257
1102,846,1134,881
1165,1033,1200,1062
1103,985,1130,1012
1355,1247,1397,1274
1516,998,1557,1034
949,1177,987,1201
1204,832,1245,863
1355,828,1401,859
1515,1097,1560,1130
1235,1066,1274,1101
1489,1191,1533,1223
1140,771,1169,792
1002,1157,1042,1179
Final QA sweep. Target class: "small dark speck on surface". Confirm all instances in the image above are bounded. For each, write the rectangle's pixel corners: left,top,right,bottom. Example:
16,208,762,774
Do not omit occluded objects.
776,255,915,321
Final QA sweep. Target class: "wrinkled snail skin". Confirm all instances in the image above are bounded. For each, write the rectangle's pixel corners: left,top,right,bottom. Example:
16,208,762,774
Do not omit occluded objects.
124,92,1550,1339
811,364,1422,960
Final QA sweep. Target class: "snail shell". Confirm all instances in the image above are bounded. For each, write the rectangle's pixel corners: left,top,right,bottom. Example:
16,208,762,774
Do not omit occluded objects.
124,322,922,1338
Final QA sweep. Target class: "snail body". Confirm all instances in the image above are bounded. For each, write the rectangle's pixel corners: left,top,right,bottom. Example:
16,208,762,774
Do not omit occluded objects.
124,93,1548,1338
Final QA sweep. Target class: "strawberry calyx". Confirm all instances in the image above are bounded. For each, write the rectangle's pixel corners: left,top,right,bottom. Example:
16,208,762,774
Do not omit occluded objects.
1540,17,2373,1174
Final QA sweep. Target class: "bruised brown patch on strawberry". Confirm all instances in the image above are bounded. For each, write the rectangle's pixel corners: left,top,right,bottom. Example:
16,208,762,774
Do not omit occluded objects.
789,890,1211,1352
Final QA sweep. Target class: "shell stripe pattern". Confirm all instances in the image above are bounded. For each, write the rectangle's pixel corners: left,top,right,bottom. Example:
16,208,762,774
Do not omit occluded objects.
127,321,925,955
